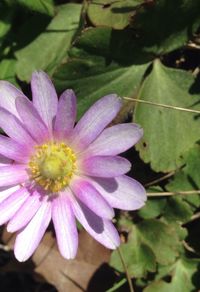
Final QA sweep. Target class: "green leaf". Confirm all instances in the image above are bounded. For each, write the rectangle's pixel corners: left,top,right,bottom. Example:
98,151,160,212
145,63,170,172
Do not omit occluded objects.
166,145,200,208
0,3,13,39
110,225,156,278
54,27,151,119
110,219,181,277
0,59,17,85
144,257,200,292
163,196,193,223
6,0,54,16
133,0,200,54
87,0,142,30
135,60,200,172
15,3,82,82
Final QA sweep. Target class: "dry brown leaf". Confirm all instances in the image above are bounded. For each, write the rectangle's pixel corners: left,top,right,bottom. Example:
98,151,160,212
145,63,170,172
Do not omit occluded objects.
2,228,112,292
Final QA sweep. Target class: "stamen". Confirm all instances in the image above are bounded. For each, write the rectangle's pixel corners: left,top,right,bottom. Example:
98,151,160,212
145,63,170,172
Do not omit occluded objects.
28,142,76,193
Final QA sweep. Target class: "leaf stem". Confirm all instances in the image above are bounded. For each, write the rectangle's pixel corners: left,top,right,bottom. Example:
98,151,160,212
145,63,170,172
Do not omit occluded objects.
148,190,200,197
123,96,200,114
145,171,175,187
117,247,134,292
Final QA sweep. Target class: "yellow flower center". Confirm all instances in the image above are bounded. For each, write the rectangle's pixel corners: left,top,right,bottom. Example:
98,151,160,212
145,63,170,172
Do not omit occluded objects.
28,142,76,193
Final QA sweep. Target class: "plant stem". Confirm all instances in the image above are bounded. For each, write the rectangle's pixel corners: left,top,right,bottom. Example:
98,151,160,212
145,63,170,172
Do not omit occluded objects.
145,171,175,187
117,247,134,292
123,96,200,114
147,190,200,197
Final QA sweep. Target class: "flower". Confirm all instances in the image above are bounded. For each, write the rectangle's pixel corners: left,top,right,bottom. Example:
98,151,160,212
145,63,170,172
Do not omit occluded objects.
0,71,146,262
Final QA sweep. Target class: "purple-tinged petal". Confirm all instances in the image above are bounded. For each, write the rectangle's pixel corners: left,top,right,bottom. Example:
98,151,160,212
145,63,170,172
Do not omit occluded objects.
0,185,20,204
0,81,26,118
52,193,78,259
0,135,31,163
71,178,114,219
80,156,131,177
31,71,58,132
15,97,50,142
54,90,76,139
7,191,43,232
0,155,12,166
81,123,143,157
70,196,120,249
0,107,36,146
71,94,122,151
14,199,51,262
0,187,29,225
88,175,147,210
0,165,28,187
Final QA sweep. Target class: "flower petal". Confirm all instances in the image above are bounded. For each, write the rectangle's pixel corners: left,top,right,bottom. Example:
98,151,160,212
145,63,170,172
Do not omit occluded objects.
0,81,26,118
0,107,35,146
71,178,114,219
80,156,131,177
0,155,12,166
14,199,51,262
15,96,50,142
52,193,78,259
0,185,20,204
70,196,120,249
88,175,147,210
7,191,43,232
82,123,143,157
72,94,122,151
0,165,28,187
54,90,76,139
0,135,30,163
0,187,29,225
31,71,58,132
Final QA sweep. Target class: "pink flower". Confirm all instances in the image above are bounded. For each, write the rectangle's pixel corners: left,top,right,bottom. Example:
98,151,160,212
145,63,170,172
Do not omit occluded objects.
0,71,146,261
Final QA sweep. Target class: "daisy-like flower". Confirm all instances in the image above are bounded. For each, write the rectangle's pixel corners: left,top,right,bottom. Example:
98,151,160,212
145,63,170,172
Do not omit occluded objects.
0,71,146,262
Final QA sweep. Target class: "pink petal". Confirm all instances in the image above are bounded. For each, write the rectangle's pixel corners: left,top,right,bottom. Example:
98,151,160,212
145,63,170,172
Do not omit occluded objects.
70,196,120,249
0,165,28,187
7,191,43,232
0,135,30,163
15,96,50,142
71,178,114,219
0,81,26,118
0,107,35,146
0,155,12,166
0,185,20,204
14,199,51,262
0,187,29,225
52,193,78,259
54,90,76,139
88,175,147,210
31,71,58,133
80,156,131,177
81,123,143,157
71,94,122,151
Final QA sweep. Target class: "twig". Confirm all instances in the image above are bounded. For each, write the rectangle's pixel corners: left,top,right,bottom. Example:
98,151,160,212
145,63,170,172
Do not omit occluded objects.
148,190,200,197
117,247,134,292
145,171,175,187
123,97,200,114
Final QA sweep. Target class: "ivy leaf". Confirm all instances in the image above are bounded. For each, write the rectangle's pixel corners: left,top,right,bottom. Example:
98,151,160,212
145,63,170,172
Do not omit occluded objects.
135,60,200,172
15,3,82,81
54,27,151,119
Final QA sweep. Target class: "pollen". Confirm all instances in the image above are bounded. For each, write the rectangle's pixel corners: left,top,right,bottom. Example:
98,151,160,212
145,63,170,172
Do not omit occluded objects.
28,142,76,193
